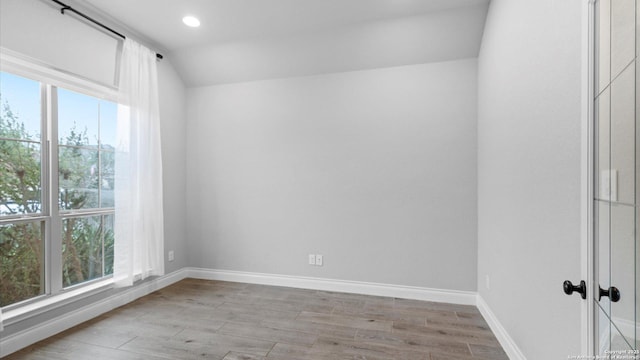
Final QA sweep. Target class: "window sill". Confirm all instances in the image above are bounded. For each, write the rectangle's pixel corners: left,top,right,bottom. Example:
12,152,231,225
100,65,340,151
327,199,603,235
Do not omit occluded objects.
3,279,114,327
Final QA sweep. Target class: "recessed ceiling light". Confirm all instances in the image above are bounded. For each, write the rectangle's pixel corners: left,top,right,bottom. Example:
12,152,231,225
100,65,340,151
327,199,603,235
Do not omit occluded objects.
182,16,200,28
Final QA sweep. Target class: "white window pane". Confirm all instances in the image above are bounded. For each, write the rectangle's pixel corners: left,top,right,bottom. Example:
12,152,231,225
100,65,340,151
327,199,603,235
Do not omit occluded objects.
0,72,41,142
58,90,116,210
0,140,42,215
0,221,45,307
58,88,99,146
59,146,99,210
62,214,114,287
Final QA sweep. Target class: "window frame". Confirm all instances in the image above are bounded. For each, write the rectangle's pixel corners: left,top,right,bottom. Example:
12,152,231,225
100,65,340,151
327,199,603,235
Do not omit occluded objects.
0,50,118,318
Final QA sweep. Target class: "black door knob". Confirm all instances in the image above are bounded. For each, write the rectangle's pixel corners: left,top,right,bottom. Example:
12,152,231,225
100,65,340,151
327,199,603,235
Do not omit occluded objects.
599,286,621,302
563,280,586,299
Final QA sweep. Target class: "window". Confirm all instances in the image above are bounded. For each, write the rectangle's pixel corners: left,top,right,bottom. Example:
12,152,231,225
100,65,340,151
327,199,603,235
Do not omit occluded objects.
0,69,117,309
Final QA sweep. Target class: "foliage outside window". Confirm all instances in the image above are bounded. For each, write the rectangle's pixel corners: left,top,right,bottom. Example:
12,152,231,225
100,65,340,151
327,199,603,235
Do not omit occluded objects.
0,71,116,308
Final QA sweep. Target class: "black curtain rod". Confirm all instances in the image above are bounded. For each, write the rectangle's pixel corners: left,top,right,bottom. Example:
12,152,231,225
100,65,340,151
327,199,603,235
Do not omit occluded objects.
50,0,164,60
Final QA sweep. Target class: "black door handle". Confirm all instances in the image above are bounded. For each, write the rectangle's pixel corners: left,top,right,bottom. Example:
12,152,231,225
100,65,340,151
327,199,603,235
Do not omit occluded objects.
563,280,586,299
599,286,620,302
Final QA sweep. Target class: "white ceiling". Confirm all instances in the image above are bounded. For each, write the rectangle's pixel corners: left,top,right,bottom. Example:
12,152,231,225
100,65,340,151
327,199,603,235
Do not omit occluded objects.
76,0,490,86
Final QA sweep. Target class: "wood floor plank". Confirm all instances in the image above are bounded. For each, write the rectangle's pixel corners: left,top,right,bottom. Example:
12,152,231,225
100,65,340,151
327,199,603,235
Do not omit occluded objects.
136,309,227,333
308,336,398,359
50,323,138,349
265,343,310,358
82,312,185,339
297,311,393,332
393,297,478,314
355,328,472,357
392,320,501,346
218,321,318,346
5,338,171,360
260,318,360,339
117,335,228,360
222,351,266,360
211,302,300,324
4,279,508,360
469,343,511,359
172,329,276,356
331,305,428,326
426,315,492,333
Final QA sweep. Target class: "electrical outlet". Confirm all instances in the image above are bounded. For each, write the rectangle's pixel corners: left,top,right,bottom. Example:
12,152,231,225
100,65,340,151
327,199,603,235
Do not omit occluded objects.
308,254,316,265
168,250,175,262
485,275,490,290
315,254,323,266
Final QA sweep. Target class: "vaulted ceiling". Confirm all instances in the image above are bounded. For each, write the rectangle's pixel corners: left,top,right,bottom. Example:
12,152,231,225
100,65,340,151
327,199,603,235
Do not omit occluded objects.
77,0,489,86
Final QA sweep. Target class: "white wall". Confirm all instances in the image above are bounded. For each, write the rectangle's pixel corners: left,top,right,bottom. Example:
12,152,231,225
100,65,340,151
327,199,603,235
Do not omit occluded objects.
477,0,583,358
158,59,187,274
187,59,478,291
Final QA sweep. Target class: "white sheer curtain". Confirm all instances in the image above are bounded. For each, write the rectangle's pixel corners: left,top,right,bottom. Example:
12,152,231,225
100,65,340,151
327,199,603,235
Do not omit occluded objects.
113,38,164,287
0,307,3,331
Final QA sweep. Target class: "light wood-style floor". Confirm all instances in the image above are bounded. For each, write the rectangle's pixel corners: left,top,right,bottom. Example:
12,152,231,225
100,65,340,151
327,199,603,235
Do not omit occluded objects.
5,279,508,360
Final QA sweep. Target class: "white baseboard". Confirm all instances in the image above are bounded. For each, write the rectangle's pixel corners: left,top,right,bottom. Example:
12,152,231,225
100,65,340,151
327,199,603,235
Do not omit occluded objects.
187,267,477,305
0,268,188,358
476,295,527,360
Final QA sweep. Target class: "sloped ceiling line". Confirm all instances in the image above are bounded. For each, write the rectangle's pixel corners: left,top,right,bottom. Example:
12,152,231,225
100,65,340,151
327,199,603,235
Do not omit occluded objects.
81,0,489,86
